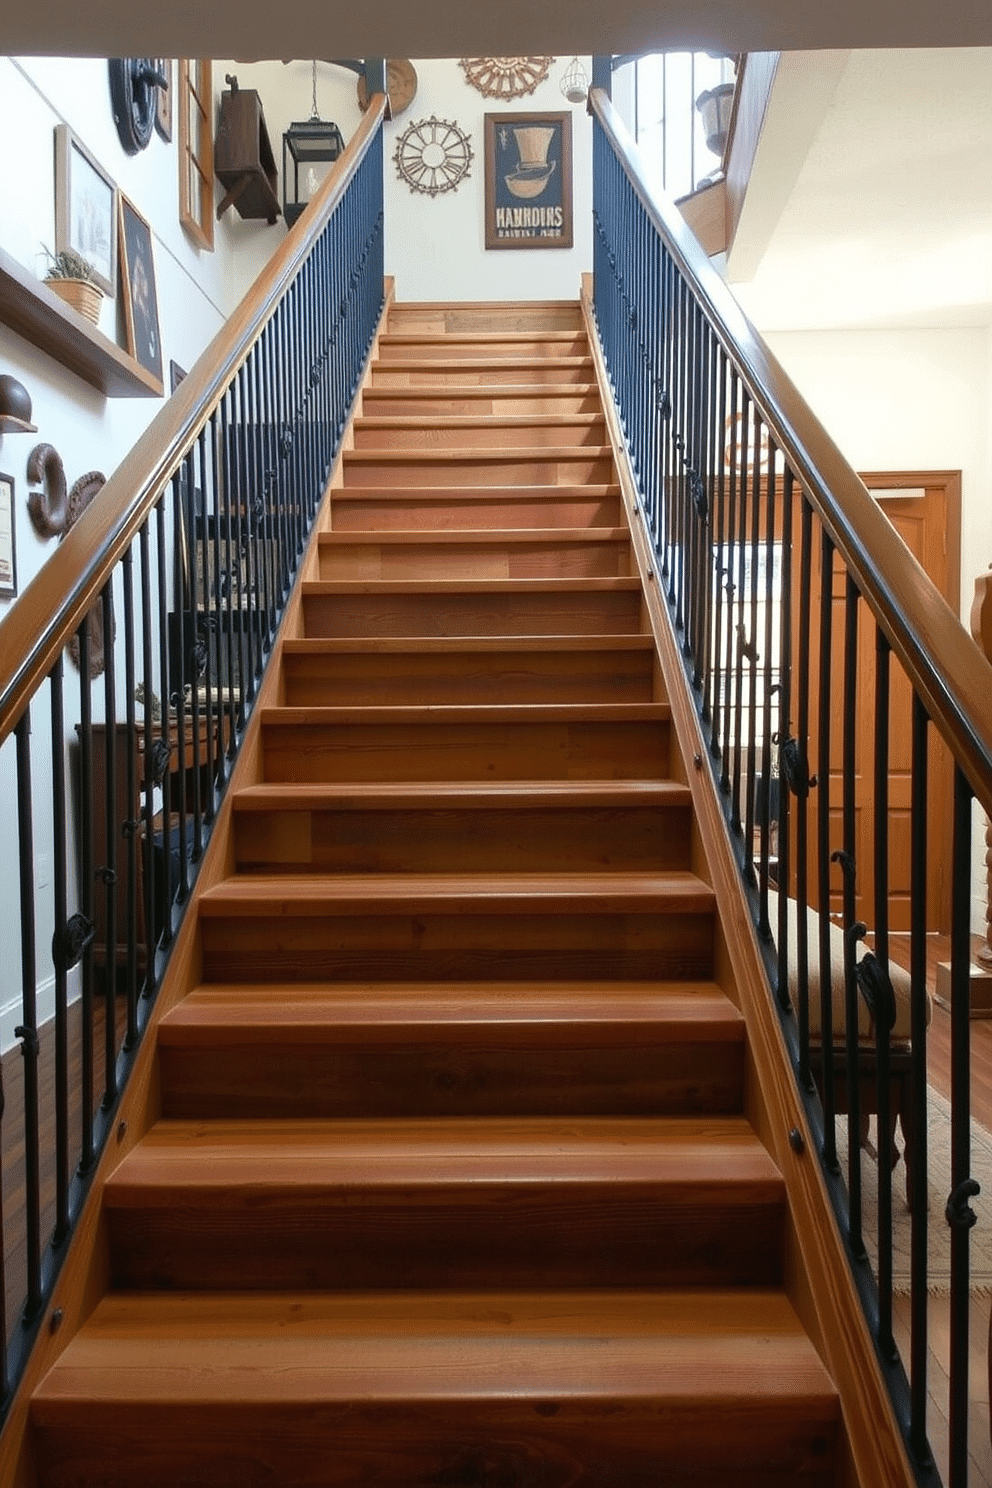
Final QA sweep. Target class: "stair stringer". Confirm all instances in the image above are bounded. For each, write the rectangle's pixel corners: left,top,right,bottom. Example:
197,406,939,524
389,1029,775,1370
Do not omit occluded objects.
579,278,917,1488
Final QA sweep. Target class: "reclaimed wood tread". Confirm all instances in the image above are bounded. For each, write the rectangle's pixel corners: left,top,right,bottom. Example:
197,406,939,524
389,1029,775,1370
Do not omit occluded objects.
104,1114,780,1195
232,779,688,810
160,980,743,1041
32,1287,836,1405
198,871,715,915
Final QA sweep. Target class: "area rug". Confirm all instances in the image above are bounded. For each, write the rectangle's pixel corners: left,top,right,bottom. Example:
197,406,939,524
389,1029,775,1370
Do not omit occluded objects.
840,1086,992,1296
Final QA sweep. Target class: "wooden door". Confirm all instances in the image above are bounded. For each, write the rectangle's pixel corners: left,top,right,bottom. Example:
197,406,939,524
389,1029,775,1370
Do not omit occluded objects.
790,472,959,934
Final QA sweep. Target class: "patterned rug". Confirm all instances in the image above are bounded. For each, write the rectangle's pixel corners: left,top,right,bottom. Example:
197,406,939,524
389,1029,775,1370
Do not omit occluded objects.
843,1085,992,1296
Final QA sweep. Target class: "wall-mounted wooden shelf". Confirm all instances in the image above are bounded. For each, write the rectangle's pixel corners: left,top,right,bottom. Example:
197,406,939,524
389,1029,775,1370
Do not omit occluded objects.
0,247,163,400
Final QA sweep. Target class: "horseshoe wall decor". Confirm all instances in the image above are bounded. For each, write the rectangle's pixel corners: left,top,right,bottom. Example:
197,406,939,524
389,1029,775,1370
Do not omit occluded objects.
64,471,114,679
26,442,69,539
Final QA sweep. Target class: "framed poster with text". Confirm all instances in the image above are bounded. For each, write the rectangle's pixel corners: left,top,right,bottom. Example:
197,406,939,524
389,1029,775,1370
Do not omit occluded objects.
484,112,572,250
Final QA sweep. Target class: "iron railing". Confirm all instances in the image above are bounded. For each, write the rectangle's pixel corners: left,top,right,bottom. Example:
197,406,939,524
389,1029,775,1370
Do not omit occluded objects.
0,95,386,1417
591,85,992,1488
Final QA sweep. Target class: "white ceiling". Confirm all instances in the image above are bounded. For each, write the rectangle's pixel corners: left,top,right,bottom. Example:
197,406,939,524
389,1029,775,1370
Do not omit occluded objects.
728,49,992,331
5,0,992,67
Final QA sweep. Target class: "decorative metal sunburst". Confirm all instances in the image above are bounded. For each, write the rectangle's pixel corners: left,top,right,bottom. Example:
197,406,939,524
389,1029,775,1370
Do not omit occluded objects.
393,116,473,197
459,58,554,100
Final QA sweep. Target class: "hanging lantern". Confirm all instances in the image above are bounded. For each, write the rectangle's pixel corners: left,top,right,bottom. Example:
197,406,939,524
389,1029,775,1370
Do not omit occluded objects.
695,83,735,158
560,57,589,105
282,62,345,228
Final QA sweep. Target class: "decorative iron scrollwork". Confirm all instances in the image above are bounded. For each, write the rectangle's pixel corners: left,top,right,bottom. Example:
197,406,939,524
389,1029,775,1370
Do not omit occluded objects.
853,947,898,1033
53,913,95,972
690,472,707,520
145,738,172,788
946,1177,981,1231
776,731,817,797
830,849,857,885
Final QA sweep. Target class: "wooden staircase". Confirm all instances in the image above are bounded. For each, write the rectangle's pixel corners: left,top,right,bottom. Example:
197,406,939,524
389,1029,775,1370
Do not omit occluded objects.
26,301,843,1485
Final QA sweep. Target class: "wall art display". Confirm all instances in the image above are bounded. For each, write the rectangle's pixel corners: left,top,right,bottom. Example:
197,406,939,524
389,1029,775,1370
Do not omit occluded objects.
393,116,473,197
156,59,174,142
119,195,163,385
484,111,572,250
460,58,553,99
0,473,16,600
54,124,118,296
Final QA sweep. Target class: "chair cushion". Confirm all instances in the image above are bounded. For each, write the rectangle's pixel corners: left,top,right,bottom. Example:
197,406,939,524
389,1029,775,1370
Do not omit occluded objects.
766,890,927,1045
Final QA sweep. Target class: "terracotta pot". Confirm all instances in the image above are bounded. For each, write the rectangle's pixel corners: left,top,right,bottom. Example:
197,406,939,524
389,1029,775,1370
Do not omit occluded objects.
46,277,102,325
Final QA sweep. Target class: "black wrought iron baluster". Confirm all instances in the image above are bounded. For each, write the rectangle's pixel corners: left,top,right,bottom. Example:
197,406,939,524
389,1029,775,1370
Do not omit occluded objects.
100,580,118,1108
774,469,795,1014
948,765,975,1488
77,620,95,1164
211,406,234,771
139,524,157,988
697,324,718,724
742,405,763,885
196,428,216,824
155,497,174,946
840,573,862,1251
795,497,815,1087
816,528,837,1171
184,447,203,867
709,346,728,761
219,395,244,740
49,660,70,1242
756,439,778,935
121,549,139,1046
235,367,257,700
873,629,895,1360
251,339,273,642
660,251,675,587
908,693,930,1467
719,373,739,795
730,390,750,836
15,711,41,1318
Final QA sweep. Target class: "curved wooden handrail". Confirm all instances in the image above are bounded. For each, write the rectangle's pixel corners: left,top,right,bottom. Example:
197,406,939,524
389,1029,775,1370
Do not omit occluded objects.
590,86,992,818
0,94,388,748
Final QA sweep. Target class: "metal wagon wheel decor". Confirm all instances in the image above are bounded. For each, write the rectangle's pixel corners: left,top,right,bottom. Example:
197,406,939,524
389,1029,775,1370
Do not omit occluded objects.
459,58,554,100
393,116,473,197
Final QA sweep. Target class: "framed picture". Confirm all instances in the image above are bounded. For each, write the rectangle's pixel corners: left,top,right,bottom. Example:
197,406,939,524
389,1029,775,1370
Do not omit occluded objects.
119,195,163,385
0,474,16,600
155,59,174,142
54,124,118,296
484,111,573,250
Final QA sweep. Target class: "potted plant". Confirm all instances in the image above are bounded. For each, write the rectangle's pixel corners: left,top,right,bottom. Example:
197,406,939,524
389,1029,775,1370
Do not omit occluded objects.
42,248,104,326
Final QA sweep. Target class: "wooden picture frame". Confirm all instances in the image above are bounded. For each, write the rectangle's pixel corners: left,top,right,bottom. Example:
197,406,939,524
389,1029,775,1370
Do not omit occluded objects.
0,473,17,600
155,59,174,142
54,124,118,295
119,195,163,386
484,111,573,250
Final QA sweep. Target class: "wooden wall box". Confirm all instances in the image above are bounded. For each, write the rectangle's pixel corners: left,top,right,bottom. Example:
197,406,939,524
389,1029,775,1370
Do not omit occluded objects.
214,82,280,224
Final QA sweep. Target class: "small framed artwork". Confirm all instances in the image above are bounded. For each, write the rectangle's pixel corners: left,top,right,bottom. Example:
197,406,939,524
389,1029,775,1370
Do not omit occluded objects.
119,195,163,386
54,124,118,295
0,474,16,600
155,59,174,142
170,360,188,394
484,111,573,251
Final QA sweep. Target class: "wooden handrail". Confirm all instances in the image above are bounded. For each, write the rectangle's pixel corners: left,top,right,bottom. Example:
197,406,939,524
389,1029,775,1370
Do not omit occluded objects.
0,94,388,748
590,86,992,819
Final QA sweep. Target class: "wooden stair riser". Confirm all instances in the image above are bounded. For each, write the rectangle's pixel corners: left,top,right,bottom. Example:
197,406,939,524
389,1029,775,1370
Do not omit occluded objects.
315,533,632,581
232,798,691,875
330,487,623,531
280,640,656,706
260,715,671,783
386,303,584,333
361,389,602,417
30,1291,839,1488
370,359,595,387
342,449,616,488
198,905,715,984
301,583,645,638
352,417,607,451
377,334,588,361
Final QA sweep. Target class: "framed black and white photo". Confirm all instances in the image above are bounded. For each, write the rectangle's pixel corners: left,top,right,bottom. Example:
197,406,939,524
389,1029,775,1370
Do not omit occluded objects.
119,195,163,386
54,124,118,296
484,111,573,250
0,474,17,600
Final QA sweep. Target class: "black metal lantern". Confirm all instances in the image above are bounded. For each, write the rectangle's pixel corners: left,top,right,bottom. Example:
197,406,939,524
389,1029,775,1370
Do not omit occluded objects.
282,62,345,227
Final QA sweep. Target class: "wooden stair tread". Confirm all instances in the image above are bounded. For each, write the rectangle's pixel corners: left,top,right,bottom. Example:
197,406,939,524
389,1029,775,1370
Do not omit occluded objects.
317,527,628,546
261,702,669,725
232,779,688,809
380,331,587,346
344,445,613,463
372,357,594,369
331,481,622,499
301,575,641,594
282,634,654,654
33,1288,837,1408
199,870,715,914
363,383,600,399
355,414,605,430
104,1114,780,1194
160,980,744,1040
